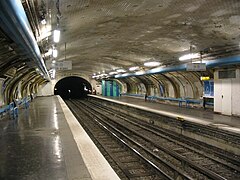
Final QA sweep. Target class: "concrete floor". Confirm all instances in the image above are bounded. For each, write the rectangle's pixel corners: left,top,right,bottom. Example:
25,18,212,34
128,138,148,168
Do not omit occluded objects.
0,96,92,180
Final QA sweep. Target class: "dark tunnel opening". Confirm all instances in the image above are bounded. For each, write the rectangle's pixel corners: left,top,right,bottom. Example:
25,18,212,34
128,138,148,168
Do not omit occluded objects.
54,76,92,99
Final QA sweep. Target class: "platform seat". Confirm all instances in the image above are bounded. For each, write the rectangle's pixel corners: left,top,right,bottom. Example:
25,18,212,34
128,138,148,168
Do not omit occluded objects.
121,93,145,98
147,96,187,107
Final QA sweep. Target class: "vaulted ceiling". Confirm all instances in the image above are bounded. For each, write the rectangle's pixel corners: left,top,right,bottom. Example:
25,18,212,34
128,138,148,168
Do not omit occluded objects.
1,0,240,80
51,0,240,75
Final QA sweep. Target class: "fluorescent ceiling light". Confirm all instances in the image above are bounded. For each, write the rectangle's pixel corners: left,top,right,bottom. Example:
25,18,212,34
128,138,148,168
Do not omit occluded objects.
109,71,118,75
144,61,161,67
122,73,130,77
53,49,58,58
149,65,166,74
135,70,145,75
129,66,139,71
92,75,101,78
41,19,46,25
100,73,108,76
53,30,60,43
179,53,200,61
116,69,126,73
192,60,208,64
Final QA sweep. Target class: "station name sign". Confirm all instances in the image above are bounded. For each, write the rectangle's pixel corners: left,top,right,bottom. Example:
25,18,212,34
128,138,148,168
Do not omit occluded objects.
51,61,72,70
186,63,206,71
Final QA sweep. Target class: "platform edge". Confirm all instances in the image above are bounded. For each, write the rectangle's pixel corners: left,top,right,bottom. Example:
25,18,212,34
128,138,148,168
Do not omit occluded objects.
57,96,120,180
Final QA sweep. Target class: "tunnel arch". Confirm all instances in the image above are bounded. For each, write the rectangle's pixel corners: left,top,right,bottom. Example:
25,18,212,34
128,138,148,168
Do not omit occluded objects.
54,76,92,99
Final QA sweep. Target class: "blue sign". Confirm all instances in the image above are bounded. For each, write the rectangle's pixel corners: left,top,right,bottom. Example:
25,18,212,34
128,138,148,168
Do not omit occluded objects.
204,80,214,97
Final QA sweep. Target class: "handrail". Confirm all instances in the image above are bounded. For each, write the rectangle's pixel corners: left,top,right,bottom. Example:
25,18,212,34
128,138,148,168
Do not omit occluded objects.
0,97,31,117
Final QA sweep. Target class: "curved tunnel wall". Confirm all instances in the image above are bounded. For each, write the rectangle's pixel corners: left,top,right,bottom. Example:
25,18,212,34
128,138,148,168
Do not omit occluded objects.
117,70,213,99
0,72,44,105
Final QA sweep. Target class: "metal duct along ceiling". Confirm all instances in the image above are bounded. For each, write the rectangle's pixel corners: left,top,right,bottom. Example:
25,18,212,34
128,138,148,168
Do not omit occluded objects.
0,0,49,79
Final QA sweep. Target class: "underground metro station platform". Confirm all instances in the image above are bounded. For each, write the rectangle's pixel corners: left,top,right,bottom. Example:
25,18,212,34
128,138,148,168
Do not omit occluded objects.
0,96,119,180
0,0,240,179
0,95,240,179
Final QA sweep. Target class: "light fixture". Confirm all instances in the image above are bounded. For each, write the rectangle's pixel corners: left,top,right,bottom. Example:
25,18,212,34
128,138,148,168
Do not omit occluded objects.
53,29,60,43
100,73,108,76
41,19,46,25
52,60,56,63
200,76,210,81
116,69,126,73
53,49,58,58
122,73,130,77
192,60,207,64
179,53,200,61
109,71,118,75
129,66,139,71
135,70,145,75
144,61,161,67
92,74,98,78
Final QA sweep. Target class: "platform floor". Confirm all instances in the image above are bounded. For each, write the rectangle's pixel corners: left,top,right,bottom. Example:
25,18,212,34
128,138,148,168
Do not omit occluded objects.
93,95,240,133
0,96,119,180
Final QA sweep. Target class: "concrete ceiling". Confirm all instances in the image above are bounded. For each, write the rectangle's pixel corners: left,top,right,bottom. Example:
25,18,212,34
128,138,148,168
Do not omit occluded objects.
1,0,240,80
50,0,240,76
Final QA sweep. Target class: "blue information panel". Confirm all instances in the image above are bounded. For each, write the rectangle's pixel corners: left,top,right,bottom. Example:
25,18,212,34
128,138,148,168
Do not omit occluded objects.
101,80,120,97
204,80,214,97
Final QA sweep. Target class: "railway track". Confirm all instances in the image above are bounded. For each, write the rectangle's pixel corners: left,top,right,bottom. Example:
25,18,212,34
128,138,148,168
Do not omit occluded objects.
66,100,174,179
86,99,240,167
88,97,240,147
88,97,240,162
66,99,240,180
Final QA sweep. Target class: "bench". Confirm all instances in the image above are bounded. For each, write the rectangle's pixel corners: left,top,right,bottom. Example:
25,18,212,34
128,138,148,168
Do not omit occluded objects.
147,96,187,107
122,94,204,108
185,99,201,108
121,93,145,98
